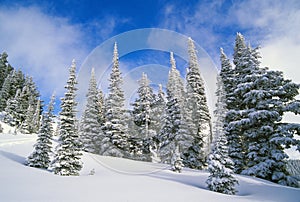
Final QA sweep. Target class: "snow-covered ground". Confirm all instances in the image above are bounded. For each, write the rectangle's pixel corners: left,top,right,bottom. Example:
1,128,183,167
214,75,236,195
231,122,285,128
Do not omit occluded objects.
0,131,299,201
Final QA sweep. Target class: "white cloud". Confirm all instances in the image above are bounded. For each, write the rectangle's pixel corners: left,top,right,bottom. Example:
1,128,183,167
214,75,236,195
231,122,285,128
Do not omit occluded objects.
158,0,300,125
0,6,88,99
159,0,300,82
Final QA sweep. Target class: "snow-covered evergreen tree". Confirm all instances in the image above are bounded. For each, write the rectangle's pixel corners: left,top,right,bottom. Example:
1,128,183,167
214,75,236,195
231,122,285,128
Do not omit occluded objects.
4,89,21,127
213,75,227,141
183,37,211,169
159,93,181,164
224,33,300,187
101,42,128,157
32,99,41,133
97,89,105,126
0,70,14,111
80,68,102,154
206,134,238,195
52,59,82,176
151,84,166,138
0,52,13,90
167,52,185,105
27,95,55,168
131,72,156,138
171,144,183,173
206,71,238,194
159,52,193,167
219,47,245,173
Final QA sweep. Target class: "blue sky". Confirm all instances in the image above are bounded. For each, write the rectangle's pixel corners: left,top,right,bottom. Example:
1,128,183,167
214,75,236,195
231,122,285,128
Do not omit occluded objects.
0,0,299,114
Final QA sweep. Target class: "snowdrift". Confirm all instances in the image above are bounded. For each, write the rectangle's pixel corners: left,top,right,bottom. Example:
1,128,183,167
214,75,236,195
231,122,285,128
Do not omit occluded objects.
0,132,299,202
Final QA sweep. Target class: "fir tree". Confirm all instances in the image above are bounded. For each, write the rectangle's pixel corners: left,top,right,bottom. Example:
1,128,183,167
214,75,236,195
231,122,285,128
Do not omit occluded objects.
97,89,105,126
102,42,128,157
0,52,13,89
220,47,245,173
225,33,300,186
0,70,14,111
151,84,166,139
80,68,102,154
171,144,183,173
4,89,21,127
159,93,181,164
131,72,156,138
184,37,211,169
27,95,55,168
206,72,238,195
52,59,82,176
206,134,238,195
213,75,227,141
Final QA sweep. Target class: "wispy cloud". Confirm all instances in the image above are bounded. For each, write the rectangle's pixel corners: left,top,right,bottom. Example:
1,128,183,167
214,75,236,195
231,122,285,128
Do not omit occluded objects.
158,0,300,85
158,0,300,124
0,6,88,98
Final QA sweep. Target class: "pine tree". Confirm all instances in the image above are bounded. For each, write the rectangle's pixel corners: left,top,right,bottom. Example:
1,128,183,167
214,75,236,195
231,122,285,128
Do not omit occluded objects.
213,75,227,141
225,33,300,186
240,67,300,187
159,93,181,163
171,144,183,173
0,71,14,111
102,42,128,157
0,69,26,112
27,95,55,168
0,52,13,89
52,59,82,176
151,84,166,138
167,52,185,105
184,37,211,169
20,105,35,134
220,47,245,173
32,99,42,133
4,89,21,127
131,73,156,137
206,134,238,195
80,68,102,154
97,89,105,126
206,71,238,194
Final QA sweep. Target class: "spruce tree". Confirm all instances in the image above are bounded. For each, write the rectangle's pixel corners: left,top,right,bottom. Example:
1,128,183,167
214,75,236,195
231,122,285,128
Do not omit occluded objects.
206,134,238,195
0,52,13,89
159,52,192,166
4,89,21,127
225,33,300,186
27,95,55,168
151,84,166,139
159,93,181,163
102,42,128,157
52,59,82,176
171,144,183,173
184,37,211,169
206,72,238,194
80,68,102,154
0,70,14,111
220,47,245,173
131,73,156,138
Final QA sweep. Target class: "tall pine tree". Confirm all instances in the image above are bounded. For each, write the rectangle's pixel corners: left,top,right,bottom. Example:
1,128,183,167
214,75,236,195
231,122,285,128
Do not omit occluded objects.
80,68,103,154
101,42,128,157
52,59,82,176
27,95,55,168
183,37,211,169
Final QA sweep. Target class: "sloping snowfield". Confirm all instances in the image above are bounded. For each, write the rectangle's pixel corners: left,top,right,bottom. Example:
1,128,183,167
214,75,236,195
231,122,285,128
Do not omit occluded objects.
0,131,299,202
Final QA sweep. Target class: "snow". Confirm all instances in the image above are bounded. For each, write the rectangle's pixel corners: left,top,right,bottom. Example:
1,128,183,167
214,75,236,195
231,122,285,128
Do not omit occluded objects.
1,131,299,201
